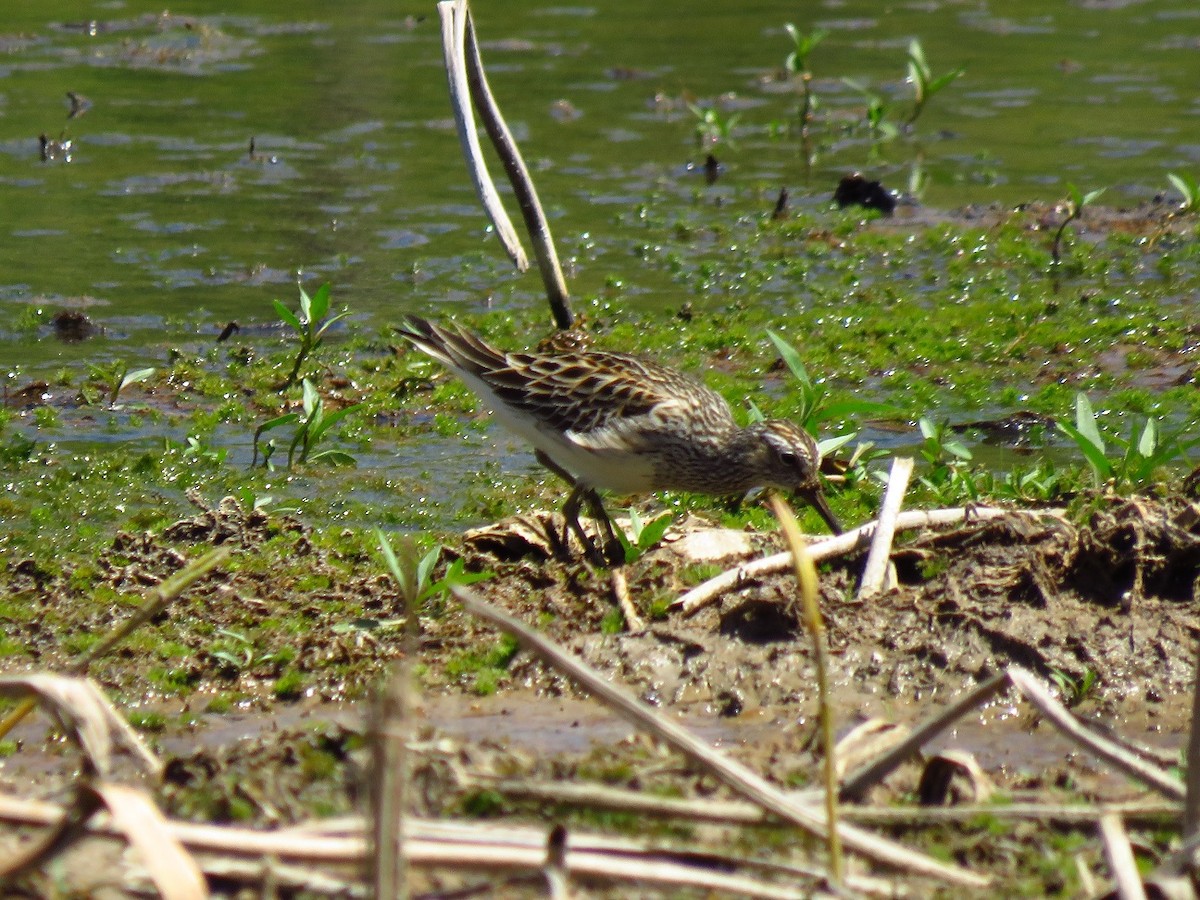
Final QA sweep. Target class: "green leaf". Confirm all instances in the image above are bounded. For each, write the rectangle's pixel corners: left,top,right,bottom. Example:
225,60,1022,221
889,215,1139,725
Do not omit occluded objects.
416,544,441,598
635,513,673,552
375,529,406,590
766,330,812,388
309,283,331,322
907,39,929,78
907,60,924,95
297,286,313,322
119,367,156,390
813,399,901,424
314,310,351,340
817,432,855,456
273,299,302,332
307,449,357,467
944,438,973,461
307,403,361,442
1081,187,1106,206
626,506,645,543
1058,421,1113,483
257,412,300,435
301,378,321,418
928,67,965,95
1136,418,1159,459
1072,393,1105,456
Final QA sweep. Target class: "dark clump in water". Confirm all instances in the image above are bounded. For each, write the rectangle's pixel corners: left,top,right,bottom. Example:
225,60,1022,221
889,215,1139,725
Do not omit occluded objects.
51,309,100,342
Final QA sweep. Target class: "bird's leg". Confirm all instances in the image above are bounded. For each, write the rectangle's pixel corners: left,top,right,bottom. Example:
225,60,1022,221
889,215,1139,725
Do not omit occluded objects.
560,484,611,566
536,450,606,564
581,488,625,566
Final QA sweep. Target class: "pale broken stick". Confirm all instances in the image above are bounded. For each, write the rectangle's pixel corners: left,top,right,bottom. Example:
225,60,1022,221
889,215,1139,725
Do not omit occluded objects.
671,506,1067,617
452,585,990,888
857,456,913,600
1098,812,1148,900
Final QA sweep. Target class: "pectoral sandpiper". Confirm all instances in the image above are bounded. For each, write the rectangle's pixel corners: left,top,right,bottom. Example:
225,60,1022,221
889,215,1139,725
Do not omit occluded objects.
399,316,842,564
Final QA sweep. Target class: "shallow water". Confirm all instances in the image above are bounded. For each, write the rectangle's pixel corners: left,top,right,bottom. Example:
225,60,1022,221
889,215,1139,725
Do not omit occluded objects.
1,1,1196,352
2,0,1198,525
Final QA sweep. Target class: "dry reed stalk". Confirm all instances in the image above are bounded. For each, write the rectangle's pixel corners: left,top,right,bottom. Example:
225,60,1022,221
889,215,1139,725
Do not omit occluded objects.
769,493,842,885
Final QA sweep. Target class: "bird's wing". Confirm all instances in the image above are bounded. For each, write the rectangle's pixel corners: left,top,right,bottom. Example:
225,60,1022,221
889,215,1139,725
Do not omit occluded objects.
483,351,676,440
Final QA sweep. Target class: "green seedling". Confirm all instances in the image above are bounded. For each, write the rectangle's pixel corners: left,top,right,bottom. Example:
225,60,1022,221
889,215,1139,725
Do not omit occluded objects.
904,39,964,128
765,330,897,434
689,104,739,149
614,507,673,564
1051,183,1105,266
252,378,359,469
209,629,293,674
85,361,156,406
843,79,898,141
1167,172,1200,214
784,23,827,128
376,530,492,613
274,282,349,391
1057,392,1200,489
913,417,980,503
1049,667,1099,707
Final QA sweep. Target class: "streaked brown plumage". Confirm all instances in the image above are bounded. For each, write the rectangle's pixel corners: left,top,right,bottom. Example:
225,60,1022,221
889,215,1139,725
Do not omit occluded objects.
399,316,841,563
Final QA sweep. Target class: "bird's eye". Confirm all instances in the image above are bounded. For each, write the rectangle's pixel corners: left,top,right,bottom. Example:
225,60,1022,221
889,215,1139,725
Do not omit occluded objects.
779,450,799,467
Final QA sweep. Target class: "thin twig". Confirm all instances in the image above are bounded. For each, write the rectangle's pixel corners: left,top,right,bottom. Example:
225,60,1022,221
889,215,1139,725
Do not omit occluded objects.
369,667,410,900
857,457,913,599
610,567,645,632
466,778,1180,828
452,585,990,887
671,506,1064,616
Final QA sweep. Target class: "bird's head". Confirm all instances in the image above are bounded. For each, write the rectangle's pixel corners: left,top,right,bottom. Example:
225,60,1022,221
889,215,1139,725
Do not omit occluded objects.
748,420,842,534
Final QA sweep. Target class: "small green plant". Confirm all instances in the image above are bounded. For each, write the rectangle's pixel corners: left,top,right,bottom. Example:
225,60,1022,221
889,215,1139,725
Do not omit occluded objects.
844,79,898,141
209,629,293,674
996,460,1065,503
1057,392,1200,489
274,282,349,391
85,360,155,406
252,378,359,469
783,23,827,129
1167,172,1199,213
914,417,981,503
179,435,227,466
1051,183,1105,265
614,507,673,564
1049,667,1099,707
904,39,964,128
689,104,739,149
765,330,897,441
376,530,493,613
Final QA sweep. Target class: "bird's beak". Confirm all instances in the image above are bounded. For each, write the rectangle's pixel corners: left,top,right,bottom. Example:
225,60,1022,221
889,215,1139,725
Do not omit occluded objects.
797,484,843,535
